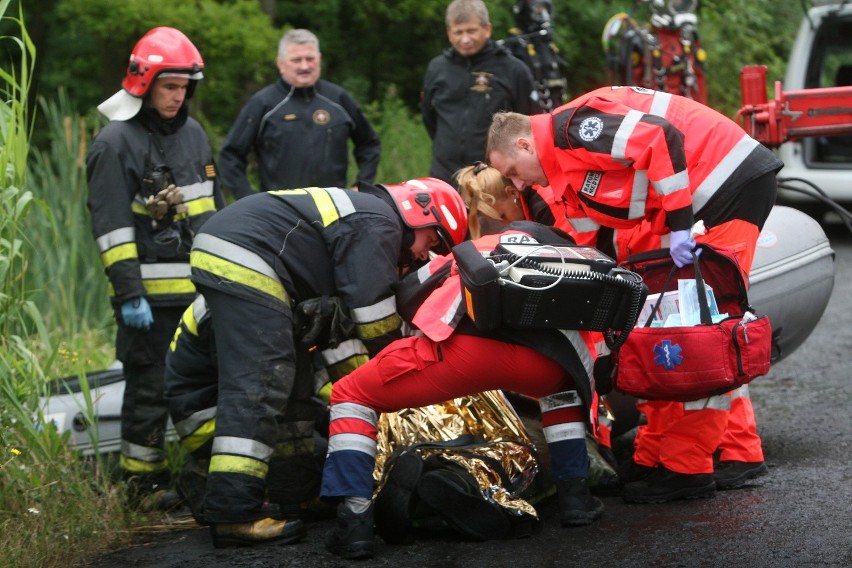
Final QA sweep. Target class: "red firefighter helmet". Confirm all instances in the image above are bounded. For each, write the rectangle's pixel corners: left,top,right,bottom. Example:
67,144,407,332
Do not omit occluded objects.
98,27,204,121
376,178,468,254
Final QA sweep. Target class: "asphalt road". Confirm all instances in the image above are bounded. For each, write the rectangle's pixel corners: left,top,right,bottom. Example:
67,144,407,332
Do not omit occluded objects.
89,220,852,568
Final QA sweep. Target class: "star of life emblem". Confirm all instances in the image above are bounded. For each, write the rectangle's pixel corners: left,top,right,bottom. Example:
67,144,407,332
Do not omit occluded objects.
578,116,604,142
653,340,683,370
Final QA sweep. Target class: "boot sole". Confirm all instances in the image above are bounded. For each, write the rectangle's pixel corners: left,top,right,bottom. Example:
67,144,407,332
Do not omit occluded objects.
714,462,769,490
211,522,306,548
327,543,375,560
622,483,716,504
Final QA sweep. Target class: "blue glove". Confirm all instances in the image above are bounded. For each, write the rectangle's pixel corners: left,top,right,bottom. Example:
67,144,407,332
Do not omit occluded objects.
669,229,697,268
121,297,154,330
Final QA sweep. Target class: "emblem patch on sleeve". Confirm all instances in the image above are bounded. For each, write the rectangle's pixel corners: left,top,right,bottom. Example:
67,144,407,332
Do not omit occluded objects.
580,171,603,196
578,116,604,141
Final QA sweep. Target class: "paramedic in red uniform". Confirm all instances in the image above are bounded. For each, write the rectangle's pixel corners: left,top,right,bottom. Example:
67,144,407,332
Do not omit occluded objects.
487,86,781,502
321,222,607,560
187,179,466,547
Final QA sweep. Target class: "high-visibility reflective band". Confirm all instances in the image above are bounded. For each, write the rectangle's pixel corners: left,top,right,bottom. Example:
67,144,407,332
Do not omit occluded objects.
193,234,280,281
542,422,586,443
212,436,274,461
330,402,378,424
121,439,166,463
652,169,690,196
539,390,582,412
414,263,434,284
319,339,369,367
120,454,168,474
140,262,196,295
612,110,644,161
181,180,215,202
629,170,649,219
351,296,397,324
317,381,333,403
96,227,135,253
131,200,149,216
181,417,216,454
269,187,356,227
101,242,139,268
357,313,402,340
185,196,217,217
192,250,287,303
730,384,750,399
558,329,596,379
568,216,600,234
175,406,217,440
326,354,370,382
182,294,208,336
684,394,732,411
692,134,759,212
327,432,377,457
209,454,268,479
649,91,673,118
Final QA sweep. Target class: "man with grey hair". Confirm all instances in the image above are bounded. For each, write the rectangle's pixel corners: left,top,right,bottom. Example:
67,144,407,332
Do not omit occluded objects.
422,0,539,186
219,29,381,198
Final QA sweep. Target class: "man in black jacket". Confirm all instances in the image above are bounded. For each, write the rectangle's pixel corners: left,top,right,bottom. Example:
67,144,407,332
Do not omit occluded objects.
422,0,539,186
218,29,381,198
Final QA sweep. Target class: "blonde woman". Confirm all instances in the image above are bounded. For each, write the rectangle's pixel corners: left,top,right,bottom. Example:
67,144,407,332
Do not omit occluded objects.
456,162,526,238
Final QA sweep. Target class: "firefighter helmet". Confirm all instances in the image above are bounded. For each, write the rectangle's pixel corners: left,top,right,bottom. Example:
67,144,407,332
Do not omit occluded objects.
374,178,468,254
98,27,204,121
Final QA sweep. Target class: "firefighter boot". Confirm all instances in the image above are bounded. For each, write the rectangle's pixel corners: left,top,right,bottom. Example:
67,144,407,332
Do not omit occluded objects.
713,460,769,490
622,466,716,503
210,517,306,548
556,478,605,527
325,503,375,560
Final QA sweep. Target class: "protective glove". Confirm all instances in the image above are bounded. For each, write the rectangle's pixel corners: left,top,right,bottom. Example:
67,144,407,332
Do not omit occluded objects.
121,296,154,330
293,296,355,348
669,229,697,268
145,184,187,230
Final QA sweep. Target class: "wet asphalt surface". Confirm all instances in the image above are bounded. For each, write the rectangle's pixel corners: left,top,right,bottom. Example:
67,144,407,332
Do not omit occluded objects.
89,221,852,568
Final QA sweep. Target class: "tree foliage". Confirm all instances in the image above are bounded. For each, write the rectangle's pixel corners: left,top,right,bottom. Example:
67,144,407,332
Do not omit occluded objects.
6,0,806,141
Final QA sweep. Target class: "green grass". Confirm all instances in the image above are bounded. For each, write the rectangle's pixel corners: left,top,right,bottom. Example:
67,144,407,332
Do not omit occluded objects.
1,6,434,565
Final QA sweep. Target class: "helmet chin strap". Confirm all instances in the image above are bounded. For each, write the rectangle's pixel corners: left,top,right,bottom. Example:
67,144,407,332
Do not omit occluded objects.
397,228,416,269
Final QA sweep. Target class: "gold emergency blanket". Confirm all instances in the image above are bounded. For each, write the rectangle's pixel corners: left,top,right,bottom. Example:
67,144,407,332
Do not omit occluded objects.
373,390,541,519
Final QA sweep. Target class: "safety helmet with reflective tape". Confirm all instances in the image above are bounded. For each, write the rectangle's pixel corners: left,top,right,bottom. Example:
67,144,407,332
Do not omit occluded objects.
98,27,204,121
373,178,468,254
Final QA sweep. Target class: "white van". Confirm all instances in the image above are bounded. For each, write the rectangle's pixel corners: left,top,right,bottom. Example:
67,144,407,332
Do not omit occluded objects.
776,1,852,218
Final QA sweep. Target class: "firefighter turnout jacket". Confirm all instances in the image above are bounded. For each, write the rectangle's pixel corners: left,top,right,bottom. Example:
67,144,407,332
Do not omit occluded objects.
218,78,381,198
87,106,224,309
531,86,781,235
422,40,538,184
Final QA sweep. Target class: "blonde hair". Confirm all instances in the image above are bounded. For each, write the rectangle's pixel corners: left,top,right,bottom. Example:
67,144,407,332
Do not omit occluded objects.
486,111,531,159
456,163,516,239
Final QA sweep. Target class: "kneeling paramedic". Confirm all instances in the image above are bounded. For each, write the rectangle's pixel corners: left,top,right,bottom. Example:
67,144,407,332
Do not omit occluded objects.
186,179,467,547
321,221,608,560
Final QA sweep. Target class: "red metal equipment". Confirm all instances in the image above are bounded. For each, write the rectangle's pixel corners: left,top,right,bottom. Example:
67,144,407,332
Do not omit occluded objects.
738,64,852,148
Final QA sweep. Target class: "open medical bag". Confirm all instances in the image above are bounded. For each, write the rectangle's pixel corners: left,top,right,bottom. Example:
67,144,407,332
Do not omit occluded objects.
612,245,772,401
453,240,647,348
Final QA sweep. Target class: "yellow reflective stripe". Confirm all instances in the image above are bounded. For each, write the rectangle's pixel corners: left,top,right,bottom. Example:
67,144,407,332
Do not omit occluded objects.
209,454,268,479
186,196,217,216
191,250,289,304
101,242,138,268
326,354,369,382
182,418,216,454
318,381,333,403
169,325,182,352
96,227,135,252
305,187,339,226
120,454,168,474
357,313,402,340
131,200,148,215
143,278,196,295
